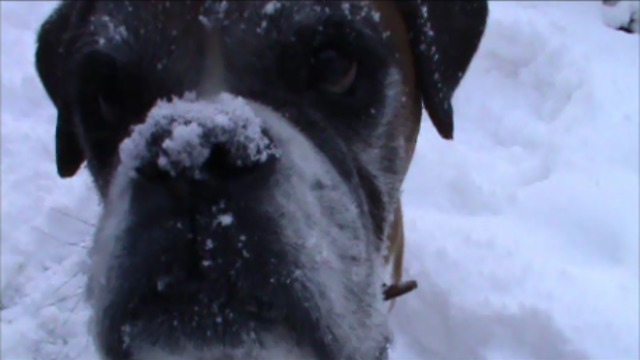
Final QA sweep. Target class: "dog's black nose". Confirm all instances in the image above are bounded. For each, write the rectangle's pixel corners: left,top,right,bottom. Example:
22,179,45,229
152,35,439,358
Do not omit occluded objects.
135,129,278,183
126,94,281,183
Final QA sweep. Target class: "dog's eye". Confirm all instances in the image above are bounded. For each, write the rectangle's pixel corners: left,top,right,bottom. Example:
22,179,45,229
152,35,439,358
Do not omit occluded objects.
311,49,357,94
80,50,125,123
98,79,123,123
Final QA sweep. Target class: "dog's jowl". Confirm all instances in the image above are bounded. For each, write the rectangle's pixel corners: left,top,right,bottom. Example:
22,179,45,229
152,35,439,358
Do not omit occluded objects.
35,1,488,359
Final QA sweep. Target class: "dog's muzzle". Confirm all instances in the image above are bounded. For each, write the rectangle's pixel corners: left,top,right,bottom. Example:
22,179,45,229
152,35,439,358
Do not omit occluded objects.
86,93,389,360
88,93,288,357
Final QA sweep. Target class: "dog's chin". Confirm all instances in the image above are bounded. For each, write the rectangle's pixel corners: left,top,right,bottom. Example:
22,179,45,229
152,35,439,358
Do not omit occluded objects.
88,192,309,359
127,328,315,360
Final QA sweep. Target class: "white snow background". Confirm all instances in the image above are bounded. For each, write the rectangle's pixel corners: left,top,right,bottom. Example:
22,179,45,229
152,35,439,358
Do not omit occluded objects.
1,2,638,359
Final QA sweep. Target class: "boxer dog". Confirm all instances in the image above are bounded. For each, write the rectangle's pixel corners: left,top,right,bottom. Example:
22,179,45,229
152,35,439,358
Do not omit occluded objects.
35,1,487,359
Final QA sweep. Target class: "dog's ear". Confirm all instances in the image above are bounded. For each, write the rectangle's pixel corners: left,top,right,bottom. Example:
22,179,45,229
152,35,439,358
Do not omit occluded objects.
397,1,488,140
35,2,89,178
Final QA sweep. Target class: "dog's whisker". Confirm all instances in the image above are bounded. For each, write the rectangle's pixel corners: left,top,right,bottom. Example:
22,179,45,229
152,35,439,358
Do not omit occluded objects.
43,289,84,309
51,208,96,228
60,291,84,328
32,226,89,249
46,270,83,302
49,289,86,360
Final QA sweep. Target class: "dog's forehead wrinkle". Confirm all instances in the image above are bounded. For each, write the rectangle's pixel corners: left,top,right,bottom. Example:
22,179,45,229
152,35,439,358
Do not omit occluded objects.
88,2,207,69
220,1,382,36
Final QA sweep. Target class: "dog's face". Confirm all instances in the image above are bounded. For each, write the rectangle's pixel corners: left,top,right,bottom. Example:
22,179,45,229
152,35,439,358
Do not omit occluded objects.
35,1,487,359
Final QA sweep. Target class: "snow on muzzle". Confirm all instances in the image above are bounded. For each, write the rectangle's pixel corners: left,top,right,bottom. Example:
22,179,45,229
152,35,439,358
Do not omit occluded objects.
119,92,281,180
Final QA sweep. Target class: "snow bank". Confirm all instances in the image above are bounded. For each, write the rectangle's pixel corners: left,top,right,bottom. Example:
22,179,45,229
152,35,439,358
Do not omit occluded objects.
391,2,639,359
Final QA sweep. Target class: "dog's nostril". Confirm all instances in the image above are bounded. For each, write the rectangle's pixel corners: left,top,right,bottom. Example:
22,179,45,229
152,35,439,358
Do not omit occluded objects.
202,136,278,179
202,143,251,178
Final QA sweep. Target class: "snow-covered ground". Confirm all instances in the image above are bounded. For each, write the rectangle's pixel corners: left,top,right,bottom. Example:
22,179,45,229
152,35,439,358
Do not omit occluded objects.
2,2,638,359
